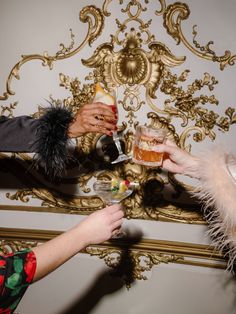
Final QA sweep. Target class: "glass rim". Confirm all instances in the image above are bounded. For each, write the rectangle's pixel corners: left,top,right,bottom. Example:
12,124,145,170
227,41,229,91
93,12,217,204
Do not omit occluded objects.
136,125,167,136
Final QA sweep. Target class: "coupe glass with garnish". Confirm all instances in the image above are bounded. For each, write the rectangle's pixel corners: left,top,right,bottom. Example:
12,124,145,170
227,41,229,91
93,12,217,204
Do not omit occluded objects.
93,177,137,237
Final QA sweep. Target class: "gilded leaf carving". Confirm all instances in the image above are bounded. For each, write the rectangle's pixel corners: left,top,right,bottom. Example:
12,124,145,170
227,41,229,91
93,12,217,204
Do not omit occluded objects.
0,228,226,287
86,246,184,288
1,0,236,224
163,2,236,70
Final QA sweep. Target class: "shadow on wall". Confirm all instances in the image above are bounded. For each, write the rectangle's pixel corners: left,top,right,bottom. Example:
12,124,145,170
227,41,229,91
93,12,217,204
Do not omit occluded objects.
60,231,143,314
0,145,120,190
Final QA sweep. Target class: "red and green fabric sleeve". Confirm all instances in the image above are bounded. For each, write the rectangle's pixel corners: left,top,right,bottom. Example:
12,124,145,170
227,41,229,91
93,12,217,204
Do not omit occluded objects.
0,249,36,313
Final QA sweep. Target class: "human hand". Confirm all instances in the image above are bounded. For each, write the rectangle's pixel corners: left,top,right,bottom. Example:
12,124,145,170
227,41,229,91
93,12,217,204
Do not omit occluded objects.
68,102,117,138
77,204,124,246
154,140,200,178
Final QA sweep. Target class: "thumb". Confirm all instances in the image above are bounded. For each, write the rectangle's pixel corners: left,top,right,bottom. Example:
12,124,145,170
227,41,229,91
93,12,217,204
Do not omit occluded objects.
154,144,176,155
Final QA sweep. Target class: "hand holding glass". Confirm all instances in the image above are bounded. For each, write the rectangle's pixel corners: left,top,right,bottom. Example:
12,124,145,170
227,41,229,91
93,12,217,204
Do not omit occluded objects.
133,125,167,167
93,178,137,237
93,83,130,164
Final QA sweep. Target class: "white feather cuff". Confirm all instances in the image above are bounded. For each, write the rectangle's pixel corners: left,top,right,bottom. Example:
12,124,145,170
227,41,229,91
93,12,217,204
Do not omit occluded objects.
192,147,236,270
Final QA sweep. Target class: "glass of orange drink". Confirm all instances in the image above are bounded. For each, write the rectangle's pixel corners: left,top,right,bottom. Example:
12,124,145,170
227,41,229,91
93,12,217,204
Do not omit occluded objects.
132,125,167,167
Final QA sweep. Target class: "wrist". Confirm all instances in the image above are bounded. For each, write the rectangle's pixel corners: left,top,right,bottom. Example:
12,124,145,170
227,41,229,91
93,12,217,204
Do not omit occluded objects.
183,156,201,179
70,222,91,248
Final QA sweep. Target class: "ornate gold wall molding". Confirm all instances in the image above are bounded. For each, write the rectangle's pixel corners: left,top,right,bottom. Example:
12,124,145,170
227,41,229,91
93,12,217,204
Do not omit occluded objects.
0,227,226,287
0,5,104,101
163,2,236,70
1,1,236,223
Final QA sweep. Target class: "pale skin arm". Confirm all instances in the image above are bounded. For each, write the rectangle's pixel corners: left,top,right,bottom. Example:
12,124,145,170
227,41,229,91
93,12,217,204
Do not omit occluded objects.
32,102,119,281
154,140,201,178
68,102,117,138
32,204,123,282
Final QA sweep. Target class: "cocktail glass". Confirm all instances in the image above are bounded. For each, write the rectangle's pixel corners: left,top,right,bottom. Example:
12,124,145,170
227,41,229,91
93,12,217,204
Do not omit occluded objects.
110,89,130,164
133,125,167,167
93,178,137,237
93,83,130,164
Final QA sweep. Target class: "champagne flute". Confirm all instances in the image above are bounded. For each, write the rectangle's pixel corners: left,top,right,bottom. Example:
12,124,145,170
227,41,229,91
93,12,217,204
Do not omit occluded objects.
93,83,130,164
110,89,130,164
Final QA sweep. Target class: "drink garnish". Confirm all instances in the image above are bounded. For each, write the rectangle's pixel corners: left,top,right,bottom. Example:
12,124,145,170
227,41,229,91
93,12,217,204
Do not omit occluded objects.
93,83,115,105
111,178,130,194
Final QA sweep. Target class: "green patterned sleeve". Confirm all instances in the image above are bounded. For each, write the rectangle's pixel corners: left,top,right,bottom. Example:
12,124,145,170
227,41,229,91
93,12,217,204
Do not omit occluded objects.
0,249,37,313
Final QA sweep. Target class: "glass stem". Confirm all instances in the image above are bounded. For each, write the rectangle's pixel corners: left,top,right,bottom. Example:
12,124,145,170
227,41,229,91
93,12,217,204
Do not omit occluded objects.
113,131,124,155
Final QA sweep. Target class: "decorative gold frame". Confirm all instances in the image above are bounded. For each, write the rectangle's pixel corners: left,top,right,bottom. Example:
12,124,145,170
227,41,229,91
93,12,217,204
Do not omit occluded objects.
0,227,226,288
1,1,236,223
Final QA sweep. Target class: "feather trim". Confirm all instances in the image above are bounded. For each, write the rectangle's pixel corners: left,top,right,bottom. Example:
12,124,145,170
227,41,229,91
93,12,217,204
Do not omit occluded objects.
34,106,74,180
191,147,236,270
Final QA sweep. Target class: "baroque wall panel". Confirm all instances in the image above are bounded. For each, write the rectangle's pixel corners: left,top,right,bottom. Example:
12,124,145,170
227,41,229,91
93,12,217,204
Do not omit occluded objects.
1,1,236,313
1,0,236,223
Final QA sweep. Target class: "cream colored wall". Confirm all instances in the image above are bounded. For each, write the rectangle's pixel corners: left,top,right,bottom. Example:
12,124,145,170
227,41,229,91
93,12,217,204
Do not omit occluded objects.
1,1,236,313
18,256,236,314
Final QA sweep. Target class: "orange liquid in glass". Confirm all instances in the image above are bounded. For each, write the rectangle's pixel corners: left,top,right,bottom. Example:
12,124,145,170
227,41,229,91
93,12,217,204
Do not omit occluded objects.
133,144,164,163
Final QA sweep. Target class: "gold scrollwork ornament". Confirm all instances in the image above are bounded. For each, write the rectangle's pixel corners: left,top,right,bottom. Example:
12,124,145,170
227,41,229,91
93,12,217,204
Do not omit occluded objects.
86,246,183,288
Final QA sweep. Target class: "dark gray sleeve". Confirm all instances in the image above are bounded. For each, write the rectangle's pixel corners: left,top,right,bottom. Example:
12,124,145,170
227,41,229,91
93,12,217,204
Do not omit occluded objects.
0,106,74,179
0,115,40,152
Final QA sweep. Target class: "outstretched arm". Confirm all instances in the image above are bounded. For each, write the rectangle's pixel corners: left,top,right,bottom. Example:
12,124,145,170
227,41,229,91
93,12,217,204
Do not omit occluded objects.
32,204,123,282
156,140,236,270
0,103,117,178
0,205,123,311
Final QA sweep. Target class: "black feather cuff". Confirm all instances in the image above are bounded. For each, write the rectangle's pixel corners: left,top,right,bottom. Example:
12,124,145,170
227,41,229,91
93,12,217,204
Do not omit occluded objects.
34,106,74,180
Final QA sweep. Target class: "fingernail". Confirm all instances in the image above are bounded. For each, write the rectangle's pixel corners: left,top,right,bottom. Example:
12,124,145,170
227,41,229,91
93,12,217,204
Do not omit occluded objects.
111,105,117,113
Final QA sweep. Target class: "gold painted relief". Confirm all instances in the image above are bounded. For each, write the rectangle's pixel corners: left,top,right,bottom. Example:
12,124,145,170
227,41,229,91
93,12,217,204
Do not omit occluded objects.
1,1,236,224
163,2,236,70
0,227,226,287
